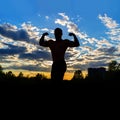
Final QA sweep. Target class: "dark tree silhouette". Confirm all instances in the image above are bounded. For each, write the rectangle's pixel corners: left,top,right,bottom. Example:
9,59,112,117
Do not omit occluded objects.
0,65,3,74
6,71,15,77
72,70,84,80
108,60,118,72
18,72,24,78
106,60,120,87
0,65,5,81
0,61,120,88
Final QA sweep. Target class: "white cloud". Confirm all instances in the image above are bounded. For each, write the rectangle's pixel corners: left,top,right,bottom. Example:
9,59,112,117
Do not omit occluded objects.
58,13,69,21
98,14,120,42
40,28,54,34
41,28,49,31
0,23,18,31
98,14,118,29
45,16,49,20
55,13,88,39
55,19,67,26
38,14,41,17
21,22,40,39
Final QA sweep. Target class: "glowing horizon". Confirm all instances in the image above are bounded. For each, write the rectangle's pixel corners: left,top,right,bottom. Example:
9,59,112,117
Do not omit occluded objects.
3,69,87,80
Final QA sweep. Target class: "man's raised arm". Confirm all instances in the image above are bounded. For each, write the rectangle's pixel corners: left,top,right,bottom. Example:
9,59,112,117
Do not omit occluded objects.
68,33,80,47
39,32,49,47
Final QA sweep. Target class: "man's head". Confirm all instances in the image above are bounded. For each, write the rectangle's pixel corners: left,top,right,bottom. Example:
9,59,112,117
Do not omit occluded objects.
54,28,63,40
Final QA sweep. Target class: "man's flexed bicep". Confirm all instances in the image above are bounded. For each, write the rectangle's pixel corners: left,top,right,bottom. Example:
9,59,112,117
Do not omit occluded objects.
39,32,50,47
67,33,80,47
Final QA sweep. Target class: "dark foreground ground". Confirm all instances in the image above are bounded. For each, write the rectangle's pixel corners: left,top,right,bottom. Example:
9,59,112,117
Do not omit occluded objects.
0,78,119,89
0,79,119,100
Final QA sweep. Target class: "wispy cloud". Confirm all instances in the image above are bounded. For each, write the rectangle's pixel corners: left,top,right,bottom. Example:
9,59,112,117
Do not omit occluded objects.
0,42,26,55
45,16,49,20
55,13,88,39
98,14,120,42
0,23,29,41
98,14,119,29
0,23,39,45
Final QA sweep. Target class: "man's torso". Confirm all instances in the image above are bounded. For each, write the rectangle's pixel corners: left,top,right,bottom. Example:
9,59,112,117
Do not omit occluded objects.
48,40,69,62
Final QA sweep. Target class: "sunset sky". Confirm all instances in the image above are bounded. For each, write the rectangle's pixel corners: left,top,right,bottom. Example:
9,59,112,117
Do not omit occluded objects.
0,0,120,79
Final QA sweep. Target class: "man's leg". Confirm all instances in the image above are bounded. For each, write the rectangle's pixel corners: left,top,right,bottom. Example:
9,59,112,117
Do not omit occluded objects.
51,61,66,85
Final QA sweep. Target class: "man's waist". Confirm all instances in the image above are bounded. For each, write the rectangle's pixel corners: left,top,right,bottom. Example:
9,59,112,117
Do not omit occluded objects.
53,60,65,63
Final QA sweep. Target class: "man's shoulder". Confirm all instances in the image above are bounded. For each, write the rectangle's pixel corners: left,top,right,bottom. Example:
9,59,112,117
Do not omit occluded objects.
47,40,55,46
47,39,54,43
63,39,70,42
48,39,54,42
63,39,72,44
64,39,69,41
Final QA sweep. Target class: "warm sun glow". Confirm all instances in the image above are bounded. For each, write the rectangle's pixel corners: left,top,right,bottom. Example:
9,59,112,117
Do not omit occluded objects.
4,70,87,80
5,70,74,80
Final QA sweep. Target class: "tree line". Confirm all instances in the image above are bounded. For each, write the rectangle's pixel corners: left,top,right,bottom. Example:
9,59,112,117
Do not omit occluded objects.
0,60,120,88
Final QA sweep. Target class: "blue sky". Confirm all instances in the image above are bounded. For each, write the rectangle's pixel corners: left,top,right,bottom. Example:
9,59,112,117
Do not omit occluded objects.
0,0,120,73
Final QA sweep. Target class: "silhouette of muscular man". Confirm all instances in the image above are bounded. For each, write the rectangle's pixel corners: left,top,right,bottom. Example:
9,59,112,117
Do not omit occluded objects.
39,28,79,83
